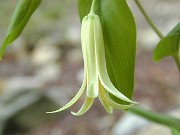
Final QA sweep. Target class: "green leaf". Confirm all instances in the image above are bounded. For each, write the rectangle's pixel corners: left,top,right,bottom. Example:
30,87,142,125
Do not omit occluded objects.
171,128,180,135
78,0,136,104
0,0,41,59
153,23,180,62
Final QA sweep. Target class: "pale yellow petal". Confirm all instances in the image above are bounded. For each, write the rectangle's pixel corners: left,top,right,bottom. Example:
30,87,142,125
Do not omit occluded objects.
86,15,98,98
94,15,135,104
101,83,136,110
81,16,88,60
98,80,113,114
46,18,88,114
106,92,136,109
46,77,86,113
71,97,94,116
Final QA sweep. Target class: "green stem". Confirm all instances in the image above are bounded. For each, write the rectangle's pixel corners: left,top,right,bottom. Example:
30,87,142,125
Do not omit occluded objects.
130,0,180,125
134,0,164,39
135,0,180,71
130,106,180,129
132,0,180,129
90,0,98,14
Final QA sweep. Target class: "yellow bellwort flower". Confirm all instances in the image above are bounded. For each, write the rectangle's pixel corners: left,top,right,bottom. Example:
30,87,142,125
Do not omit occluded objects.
47,13,136,116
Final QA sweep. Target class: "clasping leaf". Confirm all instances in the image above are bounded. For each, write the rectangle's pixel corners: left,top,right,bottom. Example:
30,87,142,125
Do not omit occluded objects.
153,23,180,62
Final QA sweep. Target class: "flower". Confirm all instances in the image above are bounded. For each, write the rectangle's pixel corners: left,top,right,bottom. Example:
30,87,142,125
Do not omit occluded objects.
47,13,136,116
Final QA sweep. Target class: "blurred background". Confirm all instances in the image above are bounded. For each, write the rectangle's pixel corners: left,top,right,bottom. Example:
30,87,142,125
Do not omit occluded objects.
0,0,179,135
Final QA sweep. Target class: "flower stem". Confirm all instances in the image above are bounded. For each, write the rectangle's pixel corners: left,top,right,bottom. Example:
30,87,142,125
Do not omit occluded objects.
90,0,98,14
134,0,164,39
130,106,180,129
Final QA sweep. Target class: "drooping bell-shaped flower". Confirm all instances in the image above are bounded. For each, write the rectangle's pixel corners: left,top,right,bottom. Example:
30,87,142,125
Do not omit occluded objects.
47,13,136,116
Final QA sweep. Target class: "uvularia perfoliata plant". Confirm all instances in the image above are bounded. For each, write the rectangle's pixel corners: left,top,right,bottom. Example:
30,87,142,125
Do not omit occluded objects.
47,3,137,116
